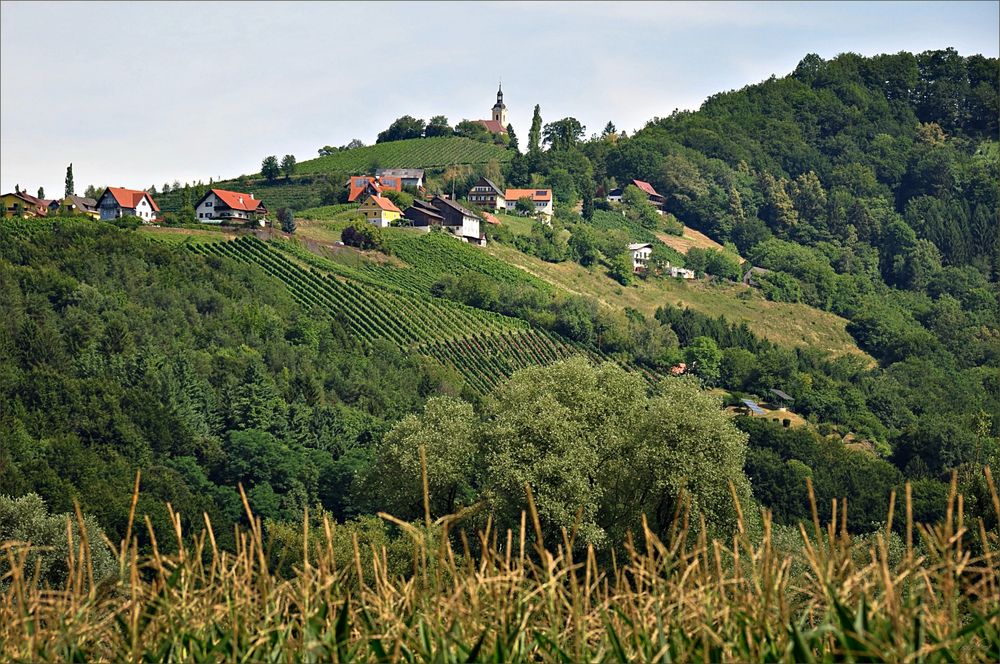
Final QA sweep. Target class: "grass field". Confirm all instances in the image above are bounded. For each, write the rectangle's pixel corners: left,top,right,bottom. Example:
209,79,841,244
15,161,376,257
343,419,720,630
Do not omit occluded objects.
3,471,997,661
487,243,869,359
656,225,729,255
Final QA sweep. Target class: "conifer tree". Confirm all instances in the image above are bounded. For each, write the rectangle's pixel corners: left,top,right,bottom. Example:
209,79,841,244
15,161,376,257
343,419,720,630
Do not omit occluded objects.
528,104,542,154
64,164,74,197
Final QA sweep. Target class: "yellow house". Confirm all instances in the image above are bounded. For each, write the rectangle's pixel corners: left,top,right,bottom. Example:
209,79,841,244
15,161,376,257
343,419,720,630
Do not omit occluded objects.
358,194,401,228
2,191,49,218
54,195,100,220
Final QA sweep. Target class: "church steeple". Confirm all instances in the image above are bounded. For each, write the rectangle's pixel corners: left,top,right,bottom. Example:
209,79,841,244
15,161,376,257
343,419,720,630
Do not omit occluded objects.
492,80,507,126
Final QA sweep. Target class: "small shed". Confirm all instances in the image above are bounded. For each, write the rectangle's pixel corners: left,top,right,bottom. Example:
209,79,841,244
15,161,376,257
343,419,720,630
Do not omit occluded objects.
769,388,794,411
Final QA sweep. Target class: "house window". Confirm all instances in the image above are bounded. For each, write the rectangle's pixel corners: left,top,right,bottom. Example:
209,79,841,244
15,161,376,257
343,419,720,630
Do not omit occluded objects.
206,201,213,206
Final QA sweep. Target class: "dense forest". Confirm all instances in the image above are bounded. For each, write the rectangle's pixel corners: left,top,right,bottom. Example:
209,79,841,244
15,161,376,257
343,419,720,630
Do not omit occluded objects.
2,49,998,565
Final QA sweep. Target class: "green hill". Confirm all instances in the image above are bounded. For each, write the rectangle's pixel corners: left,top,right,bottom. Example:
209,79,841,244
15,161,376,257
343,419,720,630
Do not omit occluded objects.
153,137,512,215
296,136,512,175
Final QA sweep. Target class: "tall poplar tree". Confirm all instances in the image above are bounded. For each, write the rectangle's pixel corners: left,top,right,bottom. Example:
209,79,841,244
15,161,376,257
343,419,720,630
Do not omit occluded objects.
528,104,542,154
64,163,74,197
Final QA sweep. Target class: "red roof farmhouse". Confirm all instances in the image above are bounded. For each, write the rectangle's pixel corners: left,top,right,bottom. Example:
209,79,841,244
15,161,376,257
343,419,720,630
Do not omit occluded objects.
194,189,268,223
97,187,159,222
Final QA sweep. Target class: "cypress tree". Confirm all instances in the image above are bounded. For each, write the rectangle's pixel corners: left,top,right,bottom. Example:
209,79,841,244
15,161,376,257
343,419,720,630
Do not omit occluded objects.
64,163,74,197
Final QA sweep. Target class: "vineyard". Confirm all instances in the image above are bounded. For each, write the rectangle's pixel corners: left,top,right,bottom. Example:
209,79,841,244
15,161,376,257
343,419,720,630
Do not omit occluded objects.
295,137,512,176
191,236,659,393
276,230,552,297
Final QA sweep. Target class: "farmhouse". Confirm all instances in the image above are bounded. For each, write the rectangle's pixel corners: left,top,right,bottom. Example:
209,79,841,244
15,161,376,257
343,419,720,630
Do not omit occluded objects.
499,188,554,219
50,195,99,219
405,197,485,245
629,242,652,272
2,190,50,217
607,179,665,210
376,168,424,189
468,177,504,208
194,189,267,224
359,195,401,228
97,187,159,222
347,175,402,203
403,199,446,227
476,84,509,135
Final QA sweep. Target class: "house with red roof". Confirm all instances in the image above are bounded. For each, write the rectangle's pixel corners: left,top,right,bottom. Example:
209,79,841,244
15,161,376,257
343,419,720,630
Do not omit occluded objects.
358,194,401,228
607,179,665,210
498,187,554,220
97,187,159,222
2,190,50,218
194,189,268,224
346,175,403,203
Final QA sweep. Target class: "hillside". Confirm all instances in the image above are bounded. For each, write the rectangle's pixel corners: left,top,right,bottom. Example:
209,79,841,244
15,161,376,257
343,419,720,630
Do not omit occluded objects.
152,137,512,214
296,136,512,175
486,242,866,359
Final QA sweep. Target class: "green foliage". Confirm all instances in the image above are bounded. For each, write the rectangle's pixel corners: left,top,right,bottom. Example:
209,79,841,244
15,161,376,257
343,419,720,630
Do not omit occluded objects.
0,493,116,589
280,154,297,180
480,359,757,547
341,221,389,252
362,397,477,519
64,163,74,198
377,115,426,143
277,207,296,234
298,137,511,176
261,155,280,183
756,270,802,302
607,251,633,286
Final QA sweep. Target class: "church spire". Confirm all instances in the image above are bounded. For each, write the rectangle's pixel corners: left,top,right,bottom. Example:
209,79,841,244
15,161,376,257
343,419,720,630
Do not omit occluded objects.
497,80,503,105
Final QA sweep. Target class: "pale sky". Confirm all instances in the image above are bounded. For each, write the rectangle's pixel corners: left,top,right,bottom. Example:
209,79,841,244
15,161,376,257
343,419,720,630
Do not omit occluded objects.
1,1,997,197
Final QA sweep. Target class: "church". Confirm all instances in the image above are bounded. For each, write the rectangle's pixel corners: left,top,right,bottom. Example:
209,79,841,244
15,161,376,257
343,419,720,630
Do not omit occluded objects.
476,84,509,135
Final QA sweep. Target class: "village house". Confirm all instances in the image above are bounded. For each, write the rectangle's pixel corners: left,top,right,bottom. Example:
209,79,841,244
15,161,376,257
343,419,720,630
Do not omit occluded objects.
629,242,652,272
498,188,554,219
50,195,99,219
403,199,446,227
359,194,401,228
468,177,504,208
194,188,267,224
404,197,485,245
476,84,509,135
346,175,402,203
375,168,424,189
2,190,50,217
669,266,696,279
97,187,159,222
607,179,665,211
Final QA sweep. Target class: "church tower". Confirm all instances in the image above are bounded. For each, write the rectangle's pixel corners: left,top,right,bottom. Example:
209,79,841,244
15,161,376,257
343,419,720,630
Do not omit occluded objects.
491,82,507,127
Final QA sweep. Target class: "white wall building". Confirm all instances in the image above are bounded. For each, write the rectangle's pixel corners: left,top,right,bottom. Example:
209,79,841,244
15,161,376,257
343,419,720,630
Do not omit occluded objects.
97,187,159,222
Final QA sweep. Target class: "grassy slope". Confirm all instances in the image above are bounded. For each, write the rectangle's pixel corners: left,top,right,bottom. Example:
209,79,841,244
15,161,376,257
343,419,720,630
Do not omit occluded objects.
155,137,512,214
296,136,512,175
487,243,869,360
656,226,727,255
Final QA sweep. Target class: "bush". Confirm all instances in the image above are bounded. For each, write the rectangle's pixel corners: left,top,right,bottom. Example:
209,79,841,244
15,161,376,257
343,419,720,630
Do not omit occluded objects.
341,220,389,253
0,493,117,590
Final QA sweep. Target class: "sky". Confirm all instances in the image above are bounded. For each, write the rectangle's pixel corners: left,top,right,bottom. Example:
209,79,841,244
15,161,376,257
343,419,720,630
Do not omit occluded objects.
1,1,997,197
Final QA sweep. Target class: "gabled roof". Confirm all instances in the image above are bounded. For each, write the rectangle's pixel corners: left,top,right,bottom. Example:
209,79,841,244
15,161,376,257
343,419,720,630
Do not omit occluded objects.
104,187,160,212
628,243,652,251
433,196,480,220
361,195,401,213
478,119,507,134
631,179,661,198
475,177,503,195
504,188,552,202
4,191,49,214
405,199,445,221
208,189,264,212
347,177,379,203
63,195,98,211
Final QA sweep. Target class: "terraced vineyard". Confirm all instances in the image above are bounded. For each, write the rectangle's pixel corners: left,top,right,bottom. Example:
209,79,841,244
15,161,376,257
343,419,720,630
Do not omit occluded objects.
276,230,551,296
417,330,597,394
191,236,662,393
295,137,512,176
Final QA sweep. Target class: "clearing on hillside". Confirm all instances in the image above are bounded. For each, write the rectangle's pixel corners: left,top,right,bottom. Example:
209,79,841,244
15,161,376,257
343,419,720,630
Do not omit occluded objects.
655,227,729,255
487,243,869,361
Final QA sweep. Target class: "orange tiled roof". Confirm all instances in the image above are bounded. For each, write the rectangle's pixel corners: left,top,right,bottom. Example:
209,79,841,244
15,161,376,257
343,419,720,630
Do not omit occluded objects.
106,187,159,212
504,188,552,202
209,188,264,212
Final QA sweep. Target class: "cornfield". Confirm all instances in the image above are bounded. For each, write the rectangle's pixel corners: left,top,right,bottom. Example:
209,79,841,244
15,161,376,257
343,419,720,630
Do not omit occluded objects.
2,467,998,662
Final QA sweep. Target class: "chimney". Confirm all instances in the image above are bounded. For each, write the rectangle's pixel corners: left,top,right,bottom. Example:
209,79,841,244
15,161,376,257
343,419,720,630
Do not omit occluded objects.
239,196,243,205
250,193,254,199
